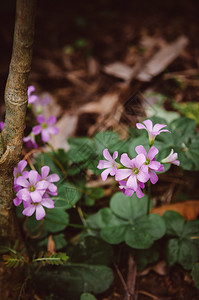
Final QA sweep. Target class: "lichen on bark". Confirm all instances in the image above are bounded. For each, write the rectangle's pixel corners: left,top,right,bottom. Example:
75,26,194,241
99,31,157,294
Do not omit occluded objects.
0,0,36,299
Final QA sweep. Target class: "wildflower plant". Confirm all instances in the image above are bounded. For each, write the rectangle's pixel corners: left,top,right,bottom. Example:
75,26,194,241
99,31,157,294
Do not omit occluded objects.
97,119,180,202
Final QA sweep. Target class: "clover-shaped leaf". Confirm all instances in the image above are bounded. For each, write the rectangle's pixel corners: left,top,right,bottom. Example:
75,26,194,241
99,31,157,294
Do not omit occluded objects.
163,211,199,269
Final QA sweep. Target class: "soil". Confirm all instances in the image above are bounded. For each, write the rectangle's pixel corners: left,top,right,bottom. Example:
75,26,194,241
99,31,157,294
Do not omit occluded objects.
1,0,199,299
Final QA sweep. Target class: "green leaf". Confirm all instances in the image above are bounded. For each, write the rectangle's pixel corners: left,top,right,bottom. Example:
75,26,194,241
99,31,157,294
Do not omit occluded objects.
54,182,82,209
182,220,199,239
178,238,199,270
170,117,196,143
94,131,120,154
84,187,104,206
80,293,97,300
101,225,127,244
166,238,179,266
67,137,95,163
110,192,151,220
43,209,69,233
125,224,153,249
35,263,113,299
125,214,165,249
34,152,63,179
192,263,199,289
68,236,113,265
173,102,199,125
132,245,159,271
163,211,185,236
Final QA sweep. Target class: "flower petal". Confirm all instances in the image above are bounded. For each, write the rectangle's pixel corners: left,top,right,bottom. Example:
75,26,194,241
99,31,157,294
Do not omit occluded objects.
120,153,133,168
134,153,146,169
113,151,118,160
47,115,56,125
41,129,50,142
29,170,39,185
97,160,113,169
37,115,46,124
31,190,42,203
126,175,138,190
153,123,167,132
103,149,113,162
17,160,27,173
135,145,147,157
149,170,158,184
47,174,60,182
23,205,35,217
137,169,150,183
41,197,54,208
36,205,46,220
41,166,50,178
149,160,161,171
143,119,153,132
32,125,42,135
115,169,132,181
148,146,159,160
16,177,29,188
101,168,111,181
13,198,22,206
48,126,59,135
136,123,146,130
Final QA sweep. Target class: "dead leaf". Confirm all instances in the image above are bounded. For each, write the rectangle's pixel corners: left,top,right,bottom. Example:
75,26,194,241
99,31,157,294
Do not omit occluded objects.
103,61,134,81
138,261,169,276
151,200,199,221
48,112,78,150
47,235,56,254
78,92,119,114
137,36,189,81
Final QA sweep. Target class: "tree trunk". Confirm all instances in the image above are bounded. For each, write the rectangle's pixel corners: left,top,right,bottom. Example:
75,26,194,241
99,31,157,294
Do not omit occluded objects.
0,0,36,298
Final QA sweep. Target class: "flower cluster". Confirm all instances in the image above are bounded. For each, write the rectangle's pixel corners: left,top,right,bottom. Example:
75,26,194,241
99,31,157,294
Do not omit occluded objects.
13,160,60,220
23,85,59,147
97,119,180,198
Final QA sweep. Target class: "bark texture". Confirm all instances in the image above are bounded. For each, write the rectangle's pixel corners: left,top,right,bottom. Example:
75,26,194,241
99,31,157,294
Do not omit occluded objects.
0,0,36,299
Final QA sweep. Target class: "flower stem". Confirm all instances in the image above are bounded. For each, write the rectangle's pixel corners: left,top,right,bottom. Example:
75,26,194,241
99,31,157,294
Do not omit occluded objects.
147,181,151,215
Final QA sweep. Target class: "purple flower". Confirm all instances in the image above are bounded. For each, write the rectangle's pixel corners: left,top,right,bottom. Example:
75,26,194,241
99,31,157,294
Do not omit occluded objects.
161,149,180,166
136,119,170,146
23,132,38,149
0,121,4,131
119,180,145,198
135,145,164,184
97,149,119,181
115,153,149,191
40,166,60,194
22,193,54,220
16,170,49,203
13,160,29,185
28,85,39,104
32,115,59,143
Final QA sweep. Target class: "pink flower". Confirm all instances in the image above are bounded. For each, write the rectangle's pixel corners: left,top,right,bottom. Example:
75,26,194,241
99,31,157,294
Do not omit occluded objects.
22,193,54,220
136,119,170,146
23,132,38,149
40,166,60,194
28,85,39,104
16,170,49,203
115,153,149,191
97,149,118,181
119,180,145,198
161,149,180,166
32,115,59,143
135,145,164,184
0,121,4,131
13,160,29,185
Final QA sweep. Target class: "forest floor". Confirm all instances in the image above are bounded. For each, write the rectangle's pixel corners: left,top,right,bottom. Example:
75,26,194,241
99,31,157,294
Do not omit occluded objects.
1,0,199,299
